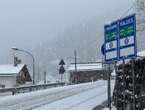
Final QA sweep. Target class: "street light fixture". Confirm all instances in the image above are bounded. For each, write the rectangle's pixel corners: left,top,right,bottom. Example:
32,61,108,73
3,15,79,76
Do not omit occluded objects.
11,47,35,85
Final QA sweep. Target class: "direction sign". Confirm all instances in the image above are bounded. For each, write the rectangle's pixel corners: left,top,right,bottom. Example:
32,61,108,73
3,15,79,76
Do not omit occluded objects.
104,21,118,62
119,14,136,59
104,14,136,62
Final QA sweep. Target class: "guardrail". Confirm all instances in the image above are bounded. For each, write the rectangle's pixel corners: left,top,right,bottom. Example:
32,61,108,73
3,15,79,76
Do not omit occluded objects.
0,82,65,95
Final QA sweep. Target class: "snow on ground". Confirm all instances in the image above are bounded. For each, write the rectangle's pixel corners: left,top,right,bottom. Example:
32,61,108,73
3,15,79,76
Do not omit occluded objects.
0,92,12,98
0,80,114,110
34,84,106,110
33,80,114,110
0,80,108,110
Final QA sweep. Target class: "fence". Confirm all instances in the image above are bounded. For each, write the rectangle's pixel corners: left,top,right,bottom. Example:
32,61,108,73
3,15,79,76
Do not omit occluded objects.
0,82,65,95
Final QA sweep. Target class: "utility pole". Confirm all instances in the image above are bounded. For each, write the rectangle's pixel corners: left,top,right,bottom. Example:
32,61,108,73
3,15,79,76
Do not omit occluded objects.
74,50,77,83
44,71,47,84
74,50,77,74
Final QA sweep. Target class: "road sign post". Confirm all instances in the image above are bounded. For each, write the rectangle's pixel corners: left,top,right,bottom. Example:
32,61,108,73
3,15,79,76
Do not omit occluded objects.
107,64,111,110
59,59,66,83
104,14,136,110
104,21,118,110
131,59,135,110
122,59,126,110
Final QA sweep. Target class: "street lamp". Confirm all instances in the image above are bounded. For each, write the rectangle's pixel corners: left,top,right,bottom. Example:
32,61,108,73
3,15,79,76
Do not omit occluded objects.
11,47,35,85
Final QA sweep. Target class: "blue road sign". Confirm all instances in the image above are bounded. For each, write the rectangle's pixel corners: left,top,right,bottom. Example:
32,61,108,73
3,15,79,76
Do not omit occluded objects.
104,14,136,62
104,21,118,62
119,14,136,60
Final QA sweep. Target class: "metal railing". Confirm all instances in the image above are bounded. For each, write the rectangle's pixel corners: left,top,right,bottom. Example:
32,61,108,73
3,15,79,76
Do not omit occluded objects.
0,82,65,95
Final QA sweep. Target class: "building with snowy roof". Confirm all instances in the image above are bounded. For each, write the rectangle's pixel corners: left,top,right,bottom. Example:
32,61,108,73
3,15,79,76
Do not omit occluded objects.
67,62,107,84
0,64,32,88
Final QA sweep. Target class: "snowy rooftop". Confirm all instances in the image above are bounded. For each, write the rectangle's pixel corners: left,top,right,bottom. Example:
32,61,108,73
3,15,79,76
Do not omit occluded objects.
0,64,25,76
67,63,103,72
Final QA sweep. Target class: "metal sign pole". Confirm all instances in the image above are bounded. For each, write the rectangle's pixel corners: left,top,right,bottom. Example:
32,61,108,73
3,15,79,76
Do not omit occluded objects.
108,64,111,110
60,74,63,83
114,61,118,106
74,50,77,74
123,59,126,110
132,59,135,110
74,50,77,82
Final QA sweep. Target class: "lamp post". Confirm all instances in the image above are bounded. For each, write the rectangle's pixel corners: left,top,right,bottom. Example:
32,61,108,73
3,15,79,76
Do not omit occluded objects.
11,47,35,85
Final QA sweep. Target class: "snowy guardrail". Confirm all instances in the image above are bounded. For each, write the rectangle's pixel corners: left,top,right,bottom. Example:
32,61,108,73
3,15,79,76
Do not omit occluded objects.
0,82,65,95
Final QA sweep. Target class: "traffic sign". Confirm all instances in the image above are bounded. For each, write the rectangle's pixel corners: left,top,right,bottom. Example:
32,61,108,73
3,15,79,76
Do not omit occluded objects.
59,59,65,65
104,21,118,62
119,14,136,60
104,14,136,62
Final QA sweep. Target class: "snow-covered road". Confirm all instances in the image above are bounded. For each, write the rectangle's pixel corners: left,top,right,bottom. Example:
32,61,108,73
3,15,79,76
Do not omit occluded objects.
34,80,114,110
0,80,114,110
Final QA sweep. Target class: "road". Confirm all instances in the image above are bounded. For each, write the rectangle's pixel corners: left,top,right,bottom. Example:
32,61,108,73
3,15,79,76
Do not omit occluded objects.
0,80,113,110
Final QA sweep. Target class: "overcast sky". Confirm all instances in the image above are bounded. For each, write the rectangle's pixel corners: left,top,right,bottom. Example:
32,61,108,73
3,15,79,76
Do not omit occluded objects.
0,0,133,63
